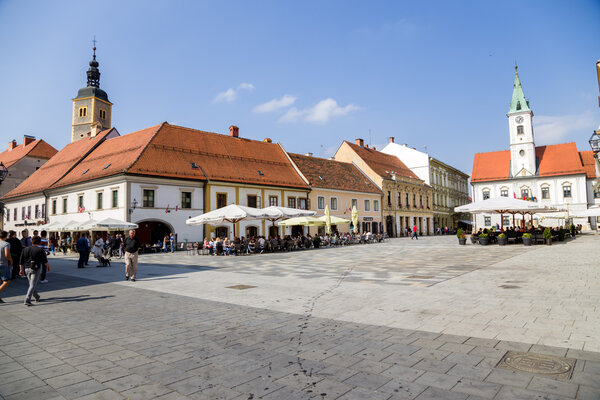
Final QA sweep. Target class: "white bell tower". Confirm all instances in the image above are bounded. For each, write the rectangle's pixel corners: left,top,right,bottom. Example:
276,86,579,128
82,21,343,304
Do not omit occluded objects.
508,66,536,178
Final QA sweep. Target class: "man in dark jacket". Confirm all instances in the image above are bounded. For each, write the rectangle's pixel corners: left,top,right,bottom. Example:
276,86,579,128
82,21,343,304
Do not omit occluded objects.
20,236,49,306
123,230,141,281
7,231,23,280
76,234,90,269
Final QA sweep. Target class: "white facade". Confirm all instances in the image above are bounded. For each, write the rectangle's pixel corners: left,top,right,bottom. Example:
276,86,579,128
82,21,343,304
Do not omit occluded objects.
381,141,430,183
508,110,536,177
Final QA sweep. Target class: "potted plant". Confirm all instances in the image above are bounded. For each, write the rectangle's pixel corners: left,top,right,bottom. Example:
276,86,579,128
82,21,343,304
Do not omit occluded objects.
478,233,489,245
522,232,532,246
543,227,552,245
558,227,565,241
569,224,576,237
497,232,507,246
457,229,466,245
470,231,478,244
312,236,321,248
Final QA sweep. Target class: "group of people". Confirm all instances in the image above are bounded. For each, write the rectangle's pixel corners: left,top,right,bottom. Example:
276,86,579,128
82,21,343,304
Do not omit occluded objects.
0,229,51,305
155,233,176,253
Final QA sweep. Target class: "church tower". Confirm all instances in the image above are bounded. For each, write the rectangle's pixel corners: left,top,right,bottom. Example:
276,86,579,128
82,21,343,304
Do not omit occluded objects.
71,44,112,142
507,66,536,178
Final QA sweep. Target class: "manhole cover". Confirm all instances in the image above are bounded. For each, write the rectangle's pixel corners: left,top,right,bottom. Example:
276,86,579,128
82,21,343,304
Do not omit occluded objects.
496,351,575,379
406,275,435,279
500,284,521,289
226,285,257,290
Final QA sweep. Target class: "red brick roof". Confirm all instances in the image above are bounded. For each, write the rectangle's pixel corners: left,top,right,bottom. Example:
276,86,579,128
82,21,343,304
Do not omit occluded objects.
3,130,114,199
343,141,421,181
579,151,596,179
288,153,382,194
0,139,57,168
471,142,588,183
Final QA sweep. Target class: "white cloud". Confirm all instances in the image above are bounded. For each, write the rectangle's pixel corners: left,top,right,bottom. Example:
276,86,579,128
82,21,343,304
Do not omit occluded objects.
253,95,297,113
535,111,599,144
279,98,359,124
213,82,255,103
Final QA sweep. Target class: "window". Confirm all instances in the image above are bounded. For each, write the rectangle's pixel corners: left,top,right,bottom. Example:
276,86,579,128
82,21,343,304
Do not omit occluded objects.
484,216,491,226
419,195,423,207
503,215,510,227
413,194,416,207
517,125,524,135
78,107,87,117
13,208,17,221
97,192,103,210
351,199,358,210
317,196,325,210
269,196,278,206
62,198,67,214
482,190,490,200
78,195,84,209
181,191,192,209
143,189,155,208
405,193,409,207
41,204,45,218
52,199,57,215
330,197,337,210
563,185,572,198
500,189,508,197
364,199,370,211
288,197,296,208
216,193,227,209
374,200,379,212
99,109,106,119
594,188,600,199
35,205,39,218
27,206,31,219
112,190,118,208
426,196,429,208
21,207,25,220
398,192,402,207
6,208,9,222
387,191,391,206
298,198,307,210
521,188,529,199
541,187,549,199
247,195,258,208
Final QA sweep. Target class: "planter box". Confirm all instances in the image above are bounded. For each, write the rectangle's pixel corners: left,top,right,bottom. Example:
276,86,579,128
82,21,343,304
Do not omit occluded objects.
545,238,552,245
458,238,467,245
471,236,478,244
523,237,532,246
497,237,507,246
478,237,489,245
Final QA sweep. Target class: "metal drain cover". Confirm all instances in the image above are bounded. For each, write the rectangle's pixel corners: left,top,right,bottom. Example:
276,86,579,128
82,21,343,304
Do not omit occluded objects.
226,285,257,290
496,351,575,379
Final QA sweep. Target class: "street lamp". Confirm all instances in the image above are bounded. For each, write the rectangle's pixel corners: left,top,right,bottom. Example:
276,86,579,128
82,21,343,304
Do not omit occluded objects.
128,198,138,215
0,162,8,184
589,130,600,159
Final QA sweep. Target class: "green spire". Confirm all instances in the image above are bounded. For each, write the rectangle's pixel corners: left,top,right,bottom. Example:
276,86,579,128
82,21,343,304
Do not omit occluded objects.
508,65,531,114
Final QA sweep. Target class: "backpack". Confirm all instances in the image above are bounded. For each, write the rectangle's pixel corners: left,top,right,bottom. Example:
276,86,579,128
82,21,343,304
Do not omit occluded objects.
22,247,41,270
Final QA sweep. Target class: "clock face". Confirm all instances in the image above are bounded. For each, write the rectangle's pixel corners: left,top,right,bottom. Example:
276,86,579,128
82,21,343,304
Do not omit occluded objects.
515,116,524,123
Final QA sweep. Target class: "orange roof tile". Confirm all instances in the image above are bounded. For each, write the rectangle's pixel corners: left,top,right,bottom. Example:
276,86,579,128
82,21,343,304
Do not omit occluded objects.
579,151,596,179
288,153,381,194
471,150,510,183
2,130,114,199
344,141,421,181
0,139,57,168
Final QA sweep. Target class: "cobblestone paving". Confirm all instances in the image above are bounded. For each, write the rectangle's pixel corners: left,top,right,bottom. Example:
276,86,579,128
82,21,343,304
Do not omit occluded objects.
1,271,600,399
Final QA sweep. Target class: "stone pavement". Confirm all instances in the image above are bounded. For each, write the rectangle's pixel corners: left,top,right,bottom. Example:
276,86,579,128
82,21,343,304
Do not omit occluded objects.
0,235,599,399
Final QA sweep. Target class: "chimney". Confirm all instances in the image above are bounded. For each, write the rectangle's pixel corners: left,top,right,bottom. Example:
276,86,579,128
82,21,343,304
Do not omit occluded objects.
389,136,395,143
23,135,35,146
8,140,17,151
263,138,272,143
355,138,364,147
372,147,376,151
403,143,408,147
365,144,369,149
90,122,102,138
304,152,313,157
229,125,239,138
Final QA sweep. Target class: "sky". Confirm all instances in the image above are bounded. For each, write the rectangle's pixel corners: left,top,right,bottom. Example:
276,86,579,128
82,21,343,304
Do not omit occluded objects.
0,0,599,176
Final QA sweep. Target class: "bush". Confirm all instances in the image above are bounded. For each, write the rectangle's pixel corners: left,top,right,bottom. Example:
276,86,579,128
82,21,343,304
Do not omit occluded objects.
478,233,488,238
456,228,463,238
542,227,552,240
498,233,506,238
558,228,565,240
569,224,576,236
522,233,532,238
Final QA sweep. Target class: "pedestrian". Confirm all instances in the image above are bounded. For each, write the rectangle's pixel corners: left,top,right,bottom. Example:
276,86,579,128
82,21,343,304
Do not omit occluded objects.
84,233,91,265
0,230,14,303
92,235,104,266
76,234,90,269
7,231,23,281
124,230,141,282
39,230,49,283
169,233,175,253
20,236,49,306
162,235,168,253
411,225,418,240
20,229,32,248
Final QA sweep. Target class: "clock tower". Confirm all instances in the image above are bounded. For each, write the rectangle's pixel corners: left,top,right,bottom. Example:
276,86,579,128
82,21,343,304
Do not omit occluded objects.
71,44,112,143
507,66,536,178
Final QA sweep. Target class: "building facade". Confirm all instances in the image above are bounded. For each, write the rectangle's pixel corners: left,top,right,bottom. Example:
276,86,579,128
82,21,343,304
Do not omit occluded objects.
334,139,433,236
381,138,470,230
471,67,599,229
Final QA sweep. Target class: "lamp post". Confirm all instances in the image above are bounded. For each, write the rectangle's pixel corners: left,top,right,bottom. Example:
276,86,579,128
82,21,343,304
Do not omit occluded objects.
128,198,138,215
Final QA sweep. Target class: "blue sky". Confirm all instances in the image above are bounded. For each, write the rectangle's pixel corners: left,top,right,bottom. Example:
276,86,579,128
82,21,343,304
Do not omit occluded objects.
1,0,599,175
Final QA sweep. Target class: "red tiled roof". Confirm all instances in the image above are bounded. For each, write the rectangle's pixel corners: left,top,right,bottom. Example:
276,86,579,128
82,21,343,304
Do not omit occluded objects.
2,130,114,199
471,142,588,183
344,141,421,181
579,151,596,179
288,153,382,194
0,139,57,168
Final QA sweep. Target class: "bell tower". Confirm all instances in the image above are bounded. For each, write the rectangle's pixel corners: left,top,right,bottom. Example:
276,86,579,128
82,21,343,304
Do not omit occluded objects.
508,66,536,178
71,41,112,142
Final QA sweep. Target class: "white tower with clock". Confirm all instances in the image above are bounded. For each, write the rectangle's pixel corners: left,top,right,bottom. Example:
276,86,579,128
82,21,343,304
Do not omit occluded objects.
508,66,536,178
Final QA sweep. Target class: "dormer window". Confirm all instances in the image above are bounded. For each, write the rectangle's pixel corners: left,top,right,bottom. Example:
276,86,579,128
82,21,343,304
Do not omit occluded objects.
517,125,524,135
79,107,87,117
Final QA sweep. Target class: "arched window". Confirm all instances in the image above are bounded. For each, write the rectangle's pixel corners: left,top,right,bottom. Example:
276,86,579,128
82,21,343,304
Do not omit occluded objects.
482,190,490,200
517,125,524,135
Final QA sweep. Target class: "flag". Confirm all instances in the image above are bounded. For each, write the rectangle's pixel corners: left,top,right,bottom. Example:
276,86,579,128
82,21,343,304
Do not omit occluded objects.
78,206,85,213
175,205,178,212
165,204,170,213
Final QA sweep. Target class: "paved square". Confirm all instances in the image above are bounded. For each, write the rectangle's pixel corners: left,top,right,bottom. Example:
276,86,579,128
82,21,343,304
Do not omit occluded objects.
1,235,599,399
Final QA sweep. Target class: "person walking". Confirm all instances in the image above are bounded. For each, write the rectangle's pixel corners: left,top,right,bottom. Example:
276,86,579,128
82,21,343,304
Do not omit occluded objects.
0,230,14,303
20,236,50,306
169,233,175,253
76,234,90,269
39,230,49,283
7,231,23,281
124,230,141,281
84,233,91,265
20,229,32,248
411,225,418,240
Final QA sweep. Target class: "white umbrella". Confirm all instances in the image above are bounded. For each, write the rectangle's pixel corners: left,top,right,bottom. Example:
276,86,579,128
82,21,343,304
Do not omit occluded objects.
455,197,556,229
571,208,600,217
186,204,268,238
60,220,83,232
277,216,323,226
93,218,139,230
37,220,64,231
261,206,316,236
75,219,99,231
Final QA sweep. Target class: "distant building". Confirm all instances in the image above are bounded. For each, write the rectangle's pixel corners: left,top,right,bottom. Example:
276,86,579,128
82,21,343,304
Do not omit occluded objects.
381,138,470,230
288,153,383,235
334,139,433,236
470,67,599,229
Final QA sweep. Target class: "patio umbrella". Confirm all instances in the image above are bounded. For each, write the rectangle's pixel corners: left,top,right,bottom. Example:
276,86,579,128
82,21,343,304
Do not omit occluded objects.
261,206,316,235
325,205,332,235
60,220,83,232
37,220,64,232
351,205,359,234
277,216,323,226
454,197,555,229
570,208,600,217
186,204,268,238
316,215,351,225
90,218,139,231
75,219,99,231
